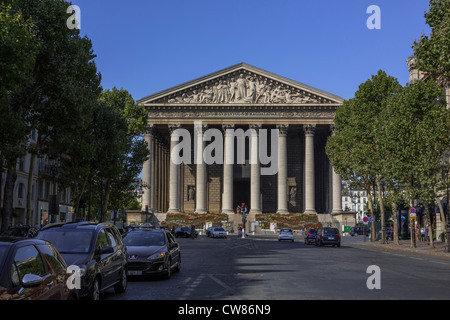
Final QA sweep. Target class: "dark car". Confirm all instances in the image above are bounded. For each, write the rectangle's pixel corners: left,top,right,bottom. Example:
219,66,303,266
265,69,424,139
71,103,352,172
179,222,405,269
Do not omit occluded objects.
315,227,341,247
350,226,370,236
304,228,318,245
123,228,180,279
0,237,77,300
36,222,127,300
0,225,39,238
174,227,198,238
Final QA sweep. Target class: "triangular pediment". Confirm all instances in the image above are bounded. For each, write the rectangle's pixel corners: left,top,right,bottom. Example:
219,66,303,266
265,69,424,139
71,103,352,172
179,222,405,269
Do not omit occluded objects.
137,63,344,105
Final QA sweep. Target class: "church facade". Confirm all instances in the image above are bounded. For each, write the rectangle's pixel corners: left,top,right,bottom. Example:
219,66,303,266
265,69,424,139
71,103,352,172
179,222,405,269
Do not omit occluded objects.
137,63,344,218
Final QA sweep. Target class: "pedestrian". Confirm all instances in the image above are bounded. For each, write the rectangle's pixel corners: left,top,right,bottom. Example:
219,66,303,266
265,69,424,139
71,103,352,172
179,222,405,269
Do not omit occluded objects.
236,205,241,214
238,226,242,237
191,224,196,239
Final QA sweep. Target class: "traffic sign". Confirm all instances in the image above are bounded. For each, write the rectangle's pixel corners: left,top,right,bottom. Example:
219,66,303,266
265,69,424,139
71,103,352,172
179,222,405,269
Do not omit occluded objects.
410,208,416,214
369,217,375,223
363,216,369,224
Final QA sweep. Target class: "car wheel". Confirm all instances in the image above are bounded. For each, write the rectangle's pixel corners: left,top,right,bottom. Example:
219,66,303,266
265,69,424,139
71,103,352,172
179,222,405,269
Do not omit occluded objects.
114,267,127,294
89,277,101,301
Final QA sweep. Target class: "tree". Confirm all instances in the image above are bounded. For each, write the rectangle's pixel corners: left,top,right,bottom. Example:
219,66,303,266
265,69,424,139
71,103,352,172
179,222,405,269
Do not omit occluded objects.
1,0,102,226
380,80,450,248
95,88,148,222
413,0,450,84
326,70,402,241
0,3,39,231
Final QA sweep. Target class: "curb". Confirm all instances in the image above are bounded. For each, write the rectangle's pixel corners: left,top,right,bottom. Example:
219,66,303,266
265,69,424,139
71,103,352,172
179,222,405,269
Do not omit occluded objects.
355,242,450,258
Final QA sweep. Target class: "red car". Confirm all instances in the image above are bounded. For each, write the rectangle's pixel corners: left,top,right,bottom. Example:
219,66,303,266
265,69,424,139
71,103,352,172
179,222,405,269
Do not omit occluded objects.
0,237,77,300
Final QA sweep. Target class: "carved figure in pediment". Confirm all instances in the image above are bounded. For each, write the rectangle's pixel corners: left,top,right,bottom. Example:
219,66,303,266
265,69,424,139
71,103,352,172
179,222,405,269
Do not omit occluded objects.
201,85,213,103
236,74,247,101
244,76,256,103
191,89,200,103
212,82,219,103
228,77,236,101
217,80,229,102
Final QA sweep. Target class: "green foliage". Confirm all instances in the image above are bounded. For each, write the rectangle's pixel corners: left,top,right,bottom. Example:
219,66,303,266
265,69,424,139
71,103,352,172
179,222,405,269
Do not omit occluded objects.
413,0,450,80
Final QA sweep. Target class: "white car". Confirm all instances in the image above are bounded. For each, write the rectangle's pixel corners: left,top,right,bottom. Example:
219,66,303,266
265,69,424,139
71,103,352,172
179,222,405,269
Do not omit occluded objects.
211,227,227,238
278,228,294,242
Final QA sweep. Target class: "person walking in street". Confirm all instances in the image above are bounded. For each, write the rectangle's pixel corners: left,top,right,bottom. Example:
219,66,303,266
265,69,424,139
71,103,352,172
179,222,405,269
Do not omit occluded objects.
191,224,196,239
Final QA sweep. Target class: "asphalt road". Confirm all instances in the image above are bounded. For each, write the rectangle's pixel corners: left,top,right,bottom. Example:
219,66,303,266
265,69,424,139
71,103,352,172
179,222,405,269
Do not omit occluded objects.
103,234,450,301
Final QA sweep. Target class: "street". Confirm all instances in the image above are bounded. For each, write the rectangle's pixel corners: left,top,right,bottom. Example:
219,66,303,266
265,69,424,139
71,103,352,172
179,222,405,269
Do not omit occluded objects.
103,234,450,301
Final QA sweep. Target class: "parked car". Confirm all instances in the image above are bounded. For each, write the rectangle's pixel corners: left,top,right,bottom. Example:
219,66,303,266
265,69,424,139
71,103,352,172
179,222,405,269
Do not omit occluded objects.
0,237,77,300
0,225,39,238
211,227,227,239
350,226,370,237
304,228,318,245
278,228,294,242
174,227,198,238
123,228,180,279
315,227,341,247
36,222,127,300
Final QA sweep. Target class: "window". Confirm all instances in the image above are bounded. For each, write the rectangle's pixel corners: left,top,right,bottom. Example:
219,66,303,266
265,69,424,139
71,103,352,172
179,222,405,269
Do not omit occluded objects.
18,184,25,199
95,229,110,253
105,228,118,248
11,245,46,287
37,244,66,274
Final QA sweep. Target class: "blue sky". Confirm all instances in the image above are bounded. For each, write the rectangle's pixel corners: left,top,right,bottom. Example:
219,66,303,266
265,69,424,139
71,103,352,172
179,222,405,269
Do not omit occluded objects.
73,0,431,101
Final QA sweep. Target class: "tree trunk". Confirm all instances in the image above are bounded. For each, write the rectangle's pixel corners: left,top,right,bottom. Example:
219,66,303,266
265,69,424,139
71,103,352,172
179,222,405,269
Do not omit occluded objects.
365,183,376,242
1,165,17,232
437,200,447,244
425,204,434,248
392,202,399,245
101,179,111,222
26,153,36,226
376,176,386,243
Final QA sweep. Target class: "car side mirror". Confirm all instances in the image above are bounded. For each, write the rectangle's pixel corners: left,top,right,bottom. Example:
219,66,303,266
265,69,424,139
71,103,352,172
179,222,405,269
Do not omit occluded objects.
99,246,114,255
22,274,44,288
169,243,178,249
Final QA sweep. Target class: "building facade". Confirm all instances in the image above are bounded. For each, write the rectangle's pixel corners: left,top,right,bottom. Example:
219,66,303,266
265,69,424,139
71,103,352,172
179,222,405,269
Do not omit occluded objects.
138,63,344,220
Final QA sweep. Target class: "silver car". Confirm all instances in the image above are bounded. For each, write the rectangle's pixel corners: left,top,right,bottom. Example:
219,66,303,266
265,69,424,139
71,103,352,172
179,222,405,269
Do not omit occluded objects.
278,228,294,242
211,227,227,238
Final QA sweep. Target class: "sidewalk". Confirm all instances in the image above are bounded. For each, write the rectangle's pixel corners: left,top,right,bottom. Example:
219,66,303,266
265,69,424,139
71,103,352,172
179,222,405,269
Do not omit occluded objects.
355,238,450,258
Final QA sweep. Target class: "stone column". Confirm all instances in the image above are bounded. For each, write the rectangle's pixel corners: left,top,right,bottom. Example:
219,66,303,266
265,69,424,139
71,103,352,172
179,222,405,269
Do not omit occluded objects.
330,125,342,214
304,124,317,214
195,124,207,213
167,124,181,213
249,124,262,214
141,125,153,211
222,124,235,214
277,124,289,214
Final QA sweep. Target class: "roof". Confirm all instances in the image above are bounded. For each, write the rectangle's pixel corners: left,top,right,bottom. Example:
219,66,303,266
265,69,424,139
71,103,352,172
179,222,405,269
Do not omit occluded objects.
137,62,345,105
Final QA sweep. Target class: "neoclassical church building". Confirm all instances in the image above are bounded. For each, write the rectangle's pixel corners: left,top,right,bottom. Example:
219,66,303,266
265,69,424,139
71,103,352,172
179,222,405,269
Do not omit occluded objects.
138,63,345,220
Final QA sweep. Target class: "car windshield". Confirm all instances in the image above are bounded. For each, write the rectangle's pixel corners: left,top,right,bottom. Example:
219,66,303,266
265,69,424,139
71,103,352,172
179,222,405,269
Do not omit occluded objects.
123,231,166,246
36,230,94,254
308,229,317,234
281,229,291,233
214,228,225,231
323,228,339,235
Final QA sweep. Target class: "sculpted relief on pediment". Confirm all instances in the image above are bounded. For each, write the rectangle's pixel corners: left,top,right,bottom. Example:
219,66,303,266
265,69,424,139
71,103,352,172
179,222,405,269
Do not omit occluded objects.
156,71,334,105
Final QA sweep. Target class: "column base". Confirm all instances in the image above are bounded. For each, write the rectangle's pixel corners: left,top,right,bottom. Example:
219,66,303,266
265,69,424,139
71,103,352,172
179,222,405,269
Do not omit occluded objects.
167,209,181,214
222,208,235,214
194,209,207,214
303,210,317,215
276,209,289,214
249,209,262,215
